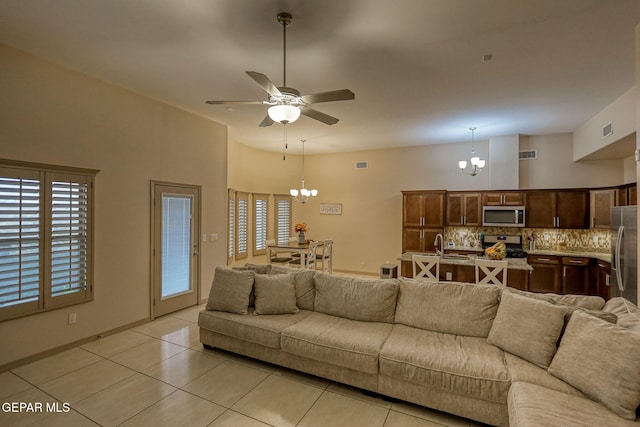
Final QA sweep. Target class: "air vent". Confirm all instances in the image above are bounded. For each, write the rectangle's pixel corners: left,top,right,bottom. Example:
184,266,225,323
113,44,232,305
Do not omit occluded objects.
602,122,613,138
519,150,537,160
355,161,368,169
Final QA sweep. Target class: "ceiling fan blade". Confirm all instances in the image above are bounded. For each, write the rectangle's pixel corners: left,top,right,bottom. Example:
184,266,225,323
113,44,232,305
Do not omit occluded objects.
301,107,339,125
259,115,274,127
246,71,282,97
301,89,355,104
205,100,266,105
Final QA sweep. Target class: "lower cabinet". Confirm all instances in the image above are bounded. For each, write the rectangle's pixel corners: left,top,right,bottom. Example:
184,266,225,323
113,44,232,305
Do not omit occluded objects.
593,260,612,300
562,257,591,295
527,255,561,293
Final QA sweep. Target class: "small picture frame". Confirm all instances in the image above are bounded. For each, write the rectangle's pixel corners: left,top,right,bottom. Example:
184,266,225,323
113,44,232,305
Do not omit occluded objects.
320,203,342,215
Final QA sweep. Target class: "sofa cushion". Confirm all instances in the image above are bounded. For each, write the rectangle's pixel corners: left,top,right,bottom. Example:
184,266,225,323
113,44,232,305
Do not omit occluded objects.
291,270,315,311
254,273,299,315
395,279,501,337
379,324,510,404
206,267,255,315
508,382,639,427
549,310,640,420
314,273,398,323
604,297,640,333
488,291,567,368
504,353,585,398
281,312,393,374
198,308,311,349
504,287,605,310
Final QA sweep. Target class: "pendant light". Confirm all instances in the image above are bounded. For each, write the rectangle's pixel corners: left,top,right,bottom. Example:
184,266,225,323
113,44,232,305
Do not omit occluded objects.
458,127,485,176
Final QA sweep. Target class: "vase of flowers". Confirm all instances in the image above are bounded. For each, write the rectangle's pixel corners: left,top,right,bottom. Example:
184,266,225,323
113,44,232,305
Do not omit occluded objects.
295,222,308,244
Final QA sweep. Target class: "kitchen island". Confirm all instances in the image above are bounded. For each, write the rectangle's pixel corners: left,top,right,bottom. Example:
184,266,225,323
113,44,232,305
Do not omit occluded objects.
399,252,532,290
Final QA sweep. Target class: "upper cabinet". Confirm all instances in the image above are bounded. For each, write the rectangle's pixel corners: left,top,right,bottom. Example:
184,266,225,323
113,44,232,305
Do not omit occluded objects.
482,191,525,206
446,192,482,226
526,190,589,229
590,189,617,229
402,191,446,253
618,183,637,206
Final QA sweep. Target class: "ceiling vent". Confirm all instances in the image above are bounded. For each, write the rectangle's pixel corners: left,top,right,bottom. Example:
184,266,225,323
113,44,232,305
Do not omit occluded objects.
602,122,613,138
355,161,368,169
519,150,537,160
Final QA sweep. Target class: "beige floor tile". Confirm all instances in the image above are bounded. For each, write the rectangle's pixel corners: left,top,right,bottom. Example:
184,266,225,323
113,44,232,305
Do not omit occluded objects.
27,409,99,427
119,389,225,427
273,367,331,390
143,348,225,387
12,348,103,385
208,410,272,427
232,375,323,427
39,359,136,404
385,410,445,427
214,350,278,373
182,361,269,407
169,305,203,323
107,338,186,371
391,401,470,427
327,382,392,408
81,330,153,357
73,373,175,427
297,391,389,427
0,387,60,427
0,372,33,400
132,316,193,338
160,323,201,348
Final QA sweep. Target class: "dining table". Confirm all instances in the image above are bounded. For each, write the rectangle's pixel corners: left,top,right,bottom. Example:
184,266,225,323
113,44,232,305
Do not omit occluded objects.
267,240,324,264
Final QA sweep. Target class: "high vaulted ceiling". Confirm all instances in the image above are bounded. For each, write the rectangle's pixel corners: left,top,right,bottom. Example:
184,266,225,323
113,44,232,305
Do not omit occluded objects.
1,0,640,154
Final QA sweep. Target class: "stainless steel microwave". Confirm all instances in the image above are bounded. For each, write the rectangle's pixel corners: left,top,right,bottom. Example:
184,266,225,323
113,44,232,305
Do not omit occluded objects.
482,206,525,227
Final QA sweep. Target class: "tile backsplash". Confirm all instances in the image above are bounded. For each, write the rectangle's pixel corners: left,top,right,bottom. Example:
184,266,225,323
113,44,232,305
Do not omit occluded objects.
445,226,611,253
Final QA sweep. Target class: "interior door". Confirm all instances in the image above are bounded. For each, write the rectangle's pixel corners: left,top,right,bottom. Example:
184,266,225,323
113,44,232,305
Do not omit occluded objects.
151,182,200,318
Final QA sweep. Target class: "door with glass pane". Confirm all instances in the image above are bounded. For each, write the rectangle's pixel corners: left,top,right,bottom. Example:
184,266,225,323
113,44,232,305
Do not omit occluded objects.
151,183,200,318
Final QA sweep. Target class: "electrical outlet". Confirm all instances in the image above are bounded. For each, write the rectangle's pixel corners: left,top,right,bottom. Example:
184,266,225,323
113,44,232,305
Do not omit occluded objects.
446,272,453,280
210,234,218,241
68,313,76,325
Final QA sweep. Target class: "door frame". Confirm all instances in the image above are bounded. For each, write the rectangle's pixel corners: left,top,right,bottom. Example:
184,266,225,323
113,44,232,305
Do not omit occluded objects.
150,181,201,320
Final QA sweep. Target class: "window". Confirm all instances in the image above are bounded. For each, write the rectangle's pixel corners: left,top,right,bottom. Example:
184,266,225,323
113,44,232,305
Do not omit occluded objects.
235,192,248,260
0,161,96,321
253,194,268,256
274,194,292,245
227,189,235,264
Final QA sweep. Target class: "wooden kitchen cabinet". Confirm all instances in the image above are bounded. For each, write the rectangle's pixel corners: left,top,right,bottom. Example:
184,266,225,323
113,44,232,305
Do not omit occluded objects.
402,190,445,255
593,260,612,300
527,255,561,293
446,192,482,226
482,191,525,206
590,188,617,229
526,190,589,229
562,257,591,295
618,183,637,206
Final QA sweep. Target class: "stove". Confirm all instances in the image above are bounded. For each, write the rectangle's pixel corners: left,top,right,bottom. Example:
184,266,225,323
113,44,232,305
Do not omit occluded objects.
481,235,528,258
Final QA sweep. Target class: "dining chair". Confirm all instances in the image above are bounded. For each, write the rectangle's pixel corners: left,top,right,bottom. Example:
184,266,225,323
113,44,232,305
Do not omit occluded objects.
266,239,294,265
316,239,333,273
475,258,508,286
289,241,318,269
412,254,440,282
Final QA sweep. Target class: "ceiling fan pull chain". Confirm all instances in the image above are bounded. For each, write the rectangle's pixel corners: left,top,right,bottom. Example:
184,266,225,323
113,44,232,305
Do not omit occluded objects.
282,125,287,160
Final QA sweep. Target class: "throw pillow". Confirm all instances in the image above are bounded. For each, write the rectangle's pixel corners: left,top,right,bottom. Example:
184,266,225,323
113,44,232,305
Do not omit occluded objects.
206,267,255,315
254,273,299,315
548,310,640,420
487,291,567,368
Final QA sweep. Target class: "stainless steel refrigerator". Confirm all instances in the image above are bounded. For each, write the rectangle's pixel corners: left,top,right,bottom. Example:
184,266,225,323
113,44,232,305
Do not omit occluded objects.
611,206,638,304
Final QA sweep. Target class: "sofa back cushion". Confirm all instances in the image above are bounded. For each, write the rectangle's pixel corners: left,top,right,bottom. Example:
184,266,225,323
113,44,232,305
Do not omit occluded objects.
603,297,640,333
206,267,255,314
290,270,316,311
504,287,605,310
314,273,398,323
548,310,640,420
395,278,501,337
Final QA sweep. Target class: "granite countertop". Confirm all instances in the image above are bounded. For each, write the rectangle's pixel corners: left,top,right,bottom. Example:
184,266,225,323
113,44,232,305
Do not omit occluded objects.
527,249,611,263
400,252,533,271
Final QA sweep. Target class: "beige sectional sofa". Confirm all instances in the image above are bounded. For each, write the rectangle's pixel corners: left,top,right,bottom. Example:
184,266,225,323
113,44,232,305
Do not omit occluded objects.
198,265,640,426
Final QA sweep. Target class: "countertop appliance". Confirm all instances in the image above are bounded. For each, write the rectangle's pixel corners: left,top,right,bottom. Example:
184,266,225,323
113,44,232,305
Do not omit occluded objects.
482,206,525,227
611,205,637,304
481,235,528,258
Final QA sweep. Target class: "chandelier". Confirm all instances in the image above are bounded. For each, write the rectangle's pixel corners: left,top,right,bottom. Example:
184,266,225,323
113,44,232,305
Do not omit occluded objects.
290,139,318,203
458,127,485,176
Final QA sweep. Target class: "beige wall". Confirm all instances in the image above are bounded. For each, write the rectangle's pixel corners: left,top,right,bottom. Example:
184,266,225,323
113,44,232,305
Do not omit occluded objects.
0,44,228,367
229,135,623,274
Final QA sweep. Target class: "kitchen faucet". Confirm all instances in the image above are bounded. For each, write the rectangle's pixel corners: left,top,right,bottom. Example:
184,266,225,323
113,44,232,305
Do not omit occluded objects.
434,233,444,256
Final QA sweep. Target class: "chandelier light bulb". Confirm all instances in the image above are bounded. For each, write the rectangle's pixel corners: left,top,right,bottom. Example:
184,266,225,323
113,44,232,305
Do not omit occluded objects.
290,189,299,197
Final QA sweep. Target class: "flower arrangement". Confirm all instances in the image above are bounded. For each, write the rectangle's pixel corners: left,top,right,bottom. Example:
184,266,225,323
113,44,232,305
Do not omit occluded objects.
294,223,307,233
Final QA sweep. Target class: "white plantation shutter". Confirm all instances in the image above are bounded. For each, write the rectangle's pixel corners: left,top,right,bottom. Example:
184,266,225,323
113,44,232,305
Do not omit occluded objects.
228,189,235,263
236,192,248,259
253,194,268,255
274,195,291,245
0,162,95,321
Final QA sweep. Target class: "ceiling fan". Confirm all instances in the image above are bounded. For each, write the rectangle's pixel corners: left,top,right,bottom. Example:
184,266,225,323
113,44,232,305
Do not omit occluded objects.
205,12,355,127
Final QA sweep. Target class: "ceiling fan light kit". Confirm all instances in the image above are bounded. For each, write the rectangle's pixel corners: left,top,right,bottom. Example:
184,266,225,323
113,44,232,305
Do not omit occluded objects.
205,12,355,127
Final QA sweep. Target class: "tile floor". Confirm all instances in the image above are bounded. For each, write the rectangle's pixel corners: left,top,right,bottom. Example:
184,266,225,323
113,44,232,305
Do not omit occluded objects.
1,304,486,427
